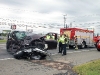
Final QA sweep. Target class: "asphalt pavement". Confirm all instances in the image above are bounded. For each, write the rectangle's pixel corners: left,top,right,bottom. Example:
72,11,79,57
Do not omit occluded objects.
0,44,100,75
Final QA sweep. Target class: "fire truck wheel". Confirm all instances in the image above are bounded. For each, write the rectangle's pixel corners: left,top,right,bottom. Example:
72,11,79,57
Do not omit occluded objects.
69,45,74,49
81,42,86,49
97,48,100,51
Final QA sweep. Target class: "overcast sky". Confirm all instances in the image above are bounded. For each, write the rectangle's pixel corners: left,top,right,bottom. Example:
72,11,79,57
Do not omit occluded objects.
0,0,100,34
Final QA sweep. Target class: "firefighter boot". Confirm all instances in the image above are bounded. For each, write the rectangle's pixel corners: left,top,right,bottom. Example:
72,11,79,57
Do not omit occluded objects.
75,46,78,50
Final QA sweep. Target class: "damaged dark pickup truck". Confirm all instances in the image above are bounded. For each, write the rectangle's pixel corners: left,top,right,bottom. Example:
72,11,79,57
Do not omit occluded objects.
6,31,58,60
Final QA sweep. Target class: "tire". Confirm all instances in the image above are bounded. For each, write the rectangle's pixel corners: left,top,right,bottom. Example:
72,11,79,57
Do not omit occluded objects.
6,44,10,52
13,51,23,59
69,45,74,49
81,42,86,49
97,48,100,51
6,41,11,52
94,44,96,47
8,44,18,54
96,43,100,51
40,55,47,59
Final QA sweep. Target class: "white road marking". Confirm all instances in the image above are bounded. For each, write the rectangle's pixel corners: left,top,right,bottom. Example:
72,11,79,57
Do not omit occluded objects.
51,49,97,55
82,50,90,51
0,58,14,61
67,52,73,53
0,47,6,49
51,53,58,55
73,51,81,52
0,44,6,45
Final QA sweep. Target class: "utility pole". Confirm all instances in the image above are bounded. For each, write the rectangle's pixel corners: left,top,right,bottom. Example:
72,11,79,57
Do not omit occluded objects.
26,25,27,31
63,15,67,28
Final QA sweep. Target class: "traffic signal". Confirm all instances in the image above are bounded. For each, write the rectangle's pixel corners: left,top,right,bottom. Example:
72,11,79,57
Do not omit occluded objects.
11,25,16,29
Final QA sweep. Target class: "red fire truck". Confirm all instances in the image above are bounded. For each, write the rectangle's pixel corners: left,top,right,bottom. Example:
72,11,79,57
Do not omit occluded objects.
93,36,100,45
60,28,95,49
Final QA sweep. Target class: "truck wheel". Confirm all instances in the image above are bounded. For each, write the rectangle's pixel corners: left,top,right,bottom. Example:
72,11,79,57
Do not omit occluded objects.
81,42,86,49
97,48,100,51
69,45,74,49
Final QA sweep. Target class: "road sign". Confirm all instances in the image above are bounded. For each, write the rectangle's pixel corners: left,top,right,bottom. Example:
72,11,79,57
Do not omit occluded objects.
11,25,16,29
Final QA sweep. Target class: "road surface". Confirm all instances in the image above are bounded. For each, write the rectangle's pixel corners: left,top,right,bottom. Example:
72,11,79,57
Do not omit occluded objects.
0,44,100,75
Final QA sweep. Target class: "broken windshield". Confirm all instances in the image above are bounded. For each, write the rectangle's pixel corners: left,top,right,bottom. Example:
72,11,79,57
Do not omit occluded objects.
15,31,27,40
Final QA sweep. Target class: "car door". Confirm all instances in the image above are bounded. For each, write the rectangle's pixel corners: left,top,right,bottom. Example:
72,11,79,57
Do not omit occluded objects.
45,39,57,50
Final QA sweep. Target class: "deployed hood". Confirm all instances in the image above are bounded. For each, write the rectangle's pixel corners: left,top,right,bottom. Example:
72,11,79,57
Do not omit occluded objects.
27,34,44,40
23,33,45,45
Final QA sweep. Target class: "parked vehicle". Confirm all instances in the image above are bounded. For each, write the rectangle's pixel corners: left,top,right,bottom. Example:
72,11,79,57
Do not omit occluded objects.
0,36,4,40
93,35,100,47
60,28,94,49
96,40,100,51
45,32,58,40
6,31,57,60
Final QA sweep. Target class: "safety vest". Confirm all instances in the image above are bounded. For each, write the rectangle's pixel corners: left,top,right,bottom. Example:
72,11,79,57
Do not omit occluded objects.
46,35,50,40
58,36,67,44
51,36,55,40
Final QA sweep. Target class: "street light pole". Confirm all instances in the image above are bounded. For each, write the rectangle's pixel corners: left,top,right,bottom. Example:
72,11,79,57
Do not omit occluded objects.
63,15,67,28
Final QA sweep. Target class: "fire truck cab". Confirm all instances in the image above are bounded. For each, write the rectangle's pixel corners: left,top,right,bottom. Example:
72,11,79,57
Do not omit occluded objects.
60,28,94,49
93,35,100,46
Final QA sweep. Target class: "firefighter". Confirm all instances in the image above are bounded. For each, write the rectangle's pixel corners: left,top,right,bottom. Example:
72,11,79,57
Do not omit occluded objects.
74,36,78,50
62,34,69,55
46,34,50,40
47,34,54,40
58,35,62,53
50,35,55,40
59,34,68,55
66,35,70,49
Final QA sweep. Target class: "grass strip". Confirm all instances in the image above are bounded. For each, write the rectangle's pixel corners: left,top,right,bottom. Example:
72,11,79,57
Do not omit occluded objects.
73,59,100,75
0,40,6,44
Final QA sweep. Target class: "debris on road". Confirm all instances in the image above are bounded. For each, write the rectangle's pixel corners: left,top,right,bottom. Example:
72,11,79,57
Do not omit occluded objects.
31,60,78,75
